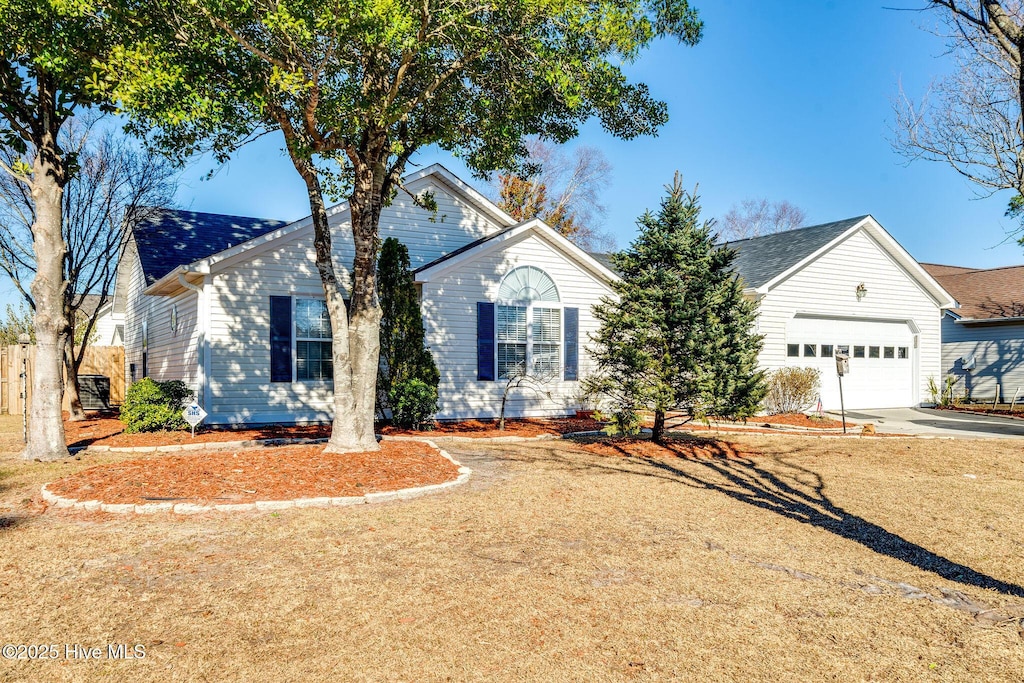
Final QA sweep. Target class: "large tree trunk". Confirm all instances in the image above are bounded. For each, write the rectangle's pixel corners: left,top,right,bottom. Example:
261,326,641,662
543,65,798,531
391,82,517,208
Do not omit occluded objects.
343,151,386,453
22,131,69,461
283,144,379,453
652,408,666,444
64,336,86,421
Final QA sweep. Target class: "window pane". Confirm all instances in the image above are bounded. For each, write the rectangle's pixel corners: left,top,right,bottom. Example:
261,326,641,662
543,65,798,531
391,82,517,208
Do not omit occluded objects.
869,346,880,359
532,308,561,343
296,299,331,339
532,343,560,374
787,344,799,357
296,340,333,380
497,306,526,343
820,344,834,357
837,345,849,356
497,343,526,379
853,346,865,358
898,346,908,359
884,346,894,359
804,344,816,357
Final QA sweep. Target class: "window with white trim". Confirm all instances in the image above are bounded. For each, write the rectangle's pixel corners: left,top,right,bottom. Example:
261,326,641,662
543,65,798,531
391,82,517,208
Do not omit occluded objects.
295,298,332,380
495,266,561,379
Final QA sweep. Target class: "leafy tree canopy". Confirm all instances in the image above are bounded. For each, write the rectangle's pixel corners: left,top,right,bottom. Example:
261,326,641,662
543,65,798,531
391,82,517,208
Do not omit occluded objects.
98,0,703,184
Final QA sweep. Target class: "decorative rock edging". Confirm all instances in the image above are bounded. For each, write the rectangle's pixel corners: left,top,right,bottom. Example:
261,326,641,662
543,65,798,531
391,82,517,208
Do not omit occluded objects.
41,439,471,515
74,432,555,456
383,433,556,444
77,436,330,455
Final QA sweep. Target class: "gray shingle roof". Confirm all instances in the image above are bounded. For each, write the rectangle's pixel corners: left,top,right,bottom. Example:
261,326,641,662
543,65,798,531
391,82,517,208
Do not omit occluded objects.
413,224,519,274
724,216,867,289
133,208,287,286
587,252,617,274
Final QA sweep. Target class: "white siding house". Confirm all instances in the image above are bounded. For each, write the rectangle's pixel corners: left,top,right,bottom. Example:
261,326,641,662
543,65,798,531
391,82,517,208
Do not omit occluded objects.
730,216,955,411
119,167,953,425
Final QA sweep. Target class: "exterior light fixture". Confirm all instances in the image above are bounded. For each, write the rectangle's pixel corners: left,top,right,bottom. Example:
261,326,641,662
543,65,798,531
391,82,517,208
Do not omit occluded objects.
855,283,867,301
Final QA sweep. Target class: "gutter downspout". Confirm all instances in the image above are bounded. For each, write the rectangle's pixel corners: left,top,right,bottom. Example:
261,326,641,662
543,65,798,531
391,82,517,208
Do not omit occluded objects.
178,273,209,410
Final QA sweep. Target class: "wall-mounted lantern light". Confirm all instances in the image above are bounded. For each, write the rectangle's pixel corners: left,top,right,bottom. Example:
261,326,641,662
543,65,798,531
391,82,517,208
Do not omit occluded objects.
855,283,867,301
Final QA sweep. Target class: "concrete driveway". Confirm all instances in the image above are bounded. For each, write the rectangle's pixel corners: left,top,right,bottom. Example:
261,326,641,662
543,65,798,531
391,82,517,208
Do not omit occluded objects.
831,407,1024,439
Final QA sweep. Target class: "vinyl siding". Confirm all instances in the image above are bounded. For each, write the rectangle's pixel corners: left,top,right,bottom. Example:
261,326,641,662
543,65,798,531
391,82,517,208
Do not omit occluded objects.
203,180,510,424
123,239,200,393
940,316,1024,401
92,309,123,346
421,232,614,420
756,228,943,406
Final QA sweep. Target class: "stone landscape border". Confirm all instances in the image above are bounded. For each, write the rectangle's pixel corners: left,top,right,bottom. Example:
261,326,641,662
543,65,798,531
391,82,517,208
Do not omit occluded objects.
42,439,471,515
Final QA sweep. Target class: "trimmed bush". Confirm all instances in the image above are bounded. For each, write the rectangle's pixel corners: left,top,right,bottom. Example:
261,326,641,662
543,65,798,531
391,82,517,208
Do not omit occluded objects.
121,378,195,433
389,378,438,430
763,367,821,415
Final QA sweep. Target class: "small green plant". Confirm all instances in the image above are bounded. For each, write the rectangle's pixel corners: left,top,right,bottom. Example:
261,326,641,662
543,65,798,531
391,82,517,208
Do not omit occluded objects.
764,367,821,415
598,408,642,436
121,378,194,433
928,374,962,407
389,378,438,430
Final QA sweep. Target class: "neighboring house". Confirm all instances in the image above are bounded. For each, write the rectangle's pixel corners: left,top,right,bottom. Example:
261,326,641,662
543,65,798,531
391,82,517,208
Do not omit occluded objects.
79,294,123,347
921,263,1024,402
727,216,955,410
116,167,954,424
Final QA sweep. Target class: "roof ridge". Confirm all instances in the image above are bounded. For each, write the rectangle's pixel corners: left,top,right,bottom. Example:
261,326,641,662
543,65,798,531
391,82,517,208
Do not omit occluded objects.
722,215,869,246
146,206,287,224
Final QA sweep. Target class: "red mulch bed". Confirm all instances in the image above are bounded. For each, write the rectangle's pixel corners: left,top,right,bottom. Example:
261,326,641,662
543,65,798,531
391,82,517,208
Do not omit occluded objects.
579,435,760,460
61,415,608,449
64,416,332,449
48,441,458,505
751,413,851,429
943,405,1024,419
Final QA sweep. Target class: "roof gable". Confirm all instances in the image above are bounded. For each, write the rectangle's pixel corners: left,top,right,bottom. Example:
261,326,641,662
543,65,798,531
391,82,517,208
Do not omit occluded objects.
134,209,286,285
414,218,618,284
725,217,868,289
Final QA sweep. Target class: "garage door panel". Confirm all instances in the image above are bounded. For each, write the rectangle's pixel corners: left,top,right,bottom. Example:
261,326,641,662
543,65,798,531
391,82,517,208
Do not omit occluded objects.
785,317,914,410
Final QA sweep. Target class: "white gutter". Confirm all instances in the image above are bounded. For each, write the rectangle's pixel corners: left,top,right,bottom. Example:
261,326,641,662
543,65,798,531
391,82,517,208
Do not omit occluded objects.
178,272,202,293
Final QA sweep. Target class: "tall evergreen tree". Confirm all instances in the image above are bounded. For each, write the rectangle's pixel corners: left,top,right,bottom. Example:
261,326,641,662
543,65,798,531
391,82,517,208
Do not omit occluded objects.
588,173,765,443
377,238,439,417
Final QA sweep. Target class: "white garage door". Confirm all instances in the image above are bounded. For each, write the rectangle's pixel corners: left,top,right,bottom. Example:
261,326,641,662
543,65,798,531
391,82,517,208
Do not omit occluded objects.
785,317,916,410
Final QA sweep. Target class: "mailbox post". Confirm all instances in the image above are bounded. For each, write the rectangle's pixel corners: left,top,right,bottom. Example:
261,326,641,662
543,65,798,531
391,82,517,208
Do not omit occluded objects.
835,352,849,434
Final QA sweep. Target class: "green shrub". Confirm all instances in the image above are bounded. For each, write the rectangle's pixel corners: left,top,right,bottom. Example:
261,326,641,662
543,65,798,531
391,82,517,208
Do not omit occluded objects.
928,374,963,407
389,378,438,430
764,367,821,415
599,408,642,436
121,378,195,433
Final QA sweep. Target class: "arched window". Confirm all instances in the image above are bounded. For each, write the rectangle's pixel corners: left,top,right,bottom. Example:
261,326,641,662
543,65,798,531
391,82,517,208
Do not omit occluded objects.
496,266,562,379
497,265,560,303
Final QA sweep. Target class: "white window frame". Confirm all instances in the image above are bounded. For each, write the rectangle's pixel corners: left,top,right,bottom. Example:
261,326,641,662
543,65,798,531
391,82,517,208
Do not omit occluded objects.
293,297,333,383
494,266,564,381
496,303,564,380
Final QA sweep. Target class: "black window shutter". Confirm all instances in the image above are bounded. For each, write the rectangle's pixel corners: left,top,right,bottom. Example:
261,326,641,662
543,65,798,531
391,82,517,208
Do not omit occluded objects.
477,302,495,381
564,307,579,381
270,296,293,382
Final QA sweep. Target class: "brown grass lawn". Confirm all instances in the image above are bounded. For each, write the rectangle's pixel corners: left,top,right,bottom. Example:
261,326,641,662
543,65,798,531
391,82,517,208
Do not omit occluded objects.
0,416,1023,681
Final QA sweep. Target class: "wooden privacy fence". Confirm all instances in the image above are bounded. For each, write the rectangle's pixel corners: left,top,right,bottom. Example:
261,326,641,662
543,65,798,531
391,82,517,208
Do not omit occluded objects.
0,345,124,415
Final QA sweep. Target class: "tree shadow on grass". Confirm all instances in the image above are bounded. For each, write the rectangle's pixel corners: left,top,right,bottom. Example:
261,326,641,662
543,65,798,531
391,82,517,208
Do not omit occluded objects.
514,436,1024,598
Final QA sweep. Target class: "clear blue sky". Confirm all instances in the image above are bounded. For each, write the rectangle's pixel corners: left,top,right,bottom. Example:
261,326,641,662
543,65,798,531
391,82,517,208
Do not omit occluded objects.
5,1,1018,310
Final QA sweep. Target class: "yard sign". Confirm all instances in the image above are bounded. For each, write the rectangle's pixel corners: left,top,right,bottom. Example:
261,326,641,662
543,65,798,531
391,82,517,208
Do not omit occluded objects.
183,402,207,438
